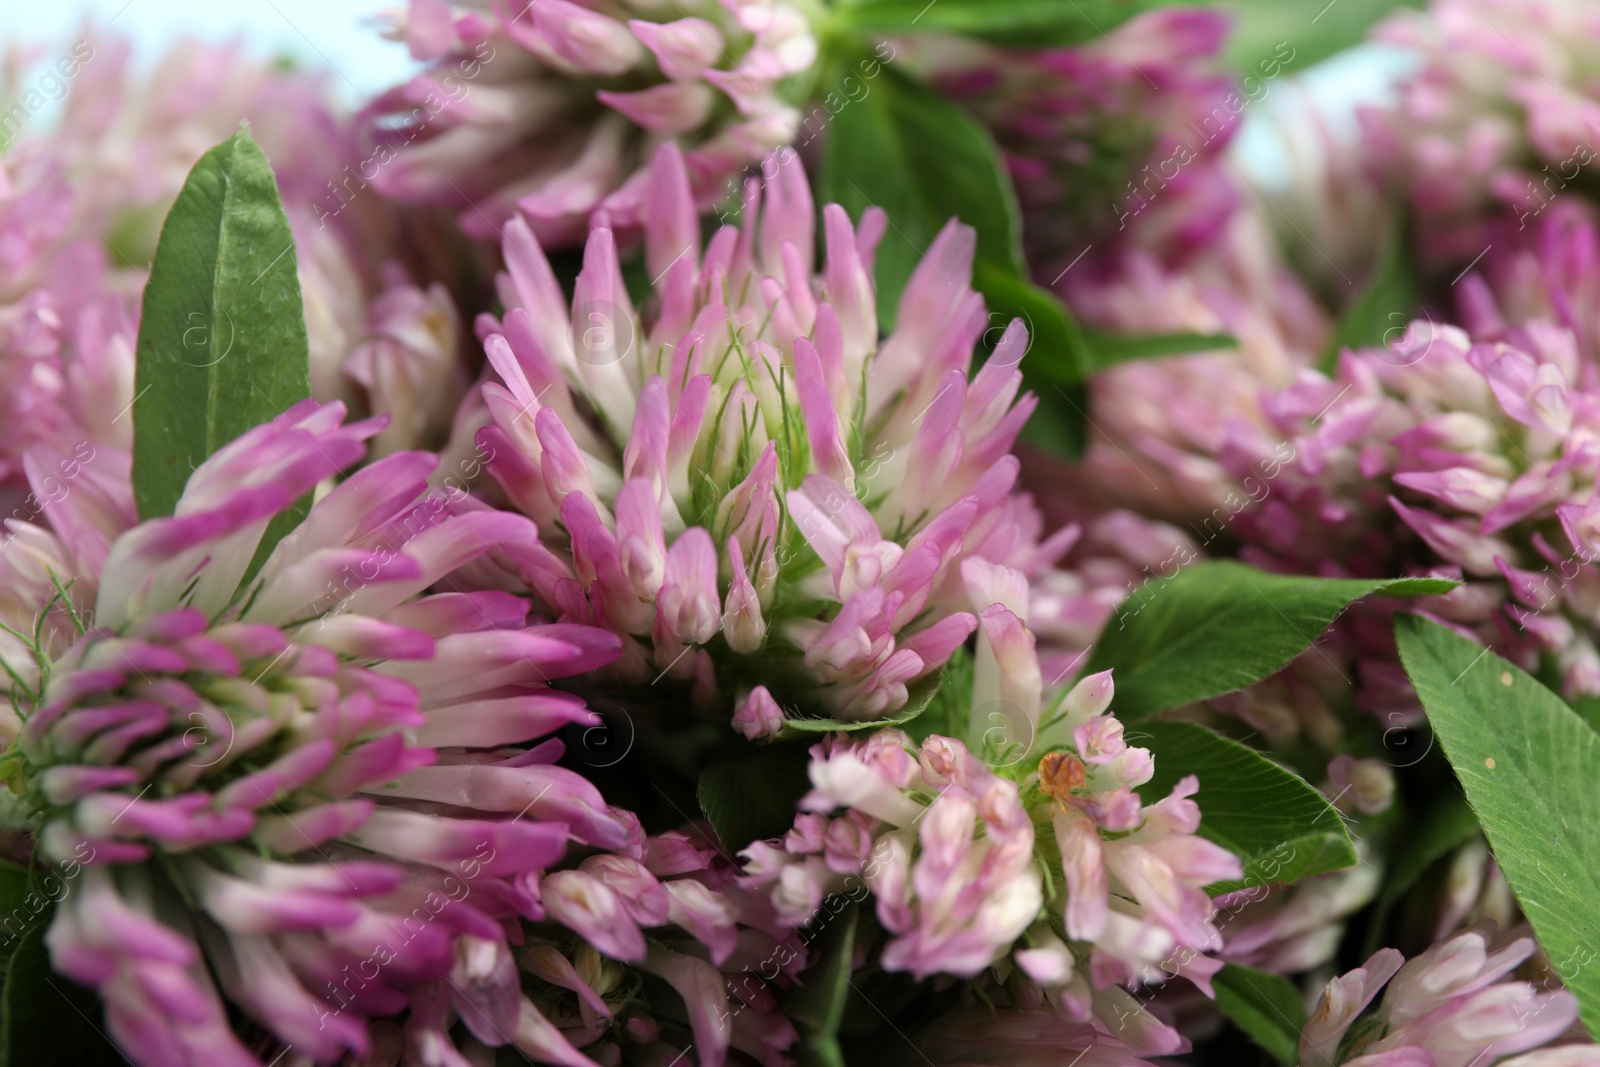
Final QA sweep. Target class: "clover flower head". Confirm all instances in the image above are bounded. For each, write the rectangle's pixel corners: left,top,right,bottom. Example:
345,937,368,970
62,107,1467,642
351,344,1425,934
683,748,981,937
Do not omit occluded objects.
1223,320,1600,701
742,566,1240,1035
914,8,1240,279
370,0,818,243
1302,923,1592,1067
1363,0,1600,269
475,141,1072,725
0,400,625,1066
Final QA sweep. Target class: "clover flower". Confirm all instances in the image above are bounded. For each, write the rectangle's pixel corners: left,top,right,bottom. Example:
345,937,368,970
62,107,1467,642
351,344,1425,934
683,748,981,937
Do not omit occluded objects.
14,30,348,266
942,12,1329,525
908,7,1332,532
0,400,626,1066
1217,321,1600,701
742,559,1240,1042
1014,201,1330,529
515,821,806,1067
1362,0,1600,271
914,8,1243,280
3,29,480,467
1301,924,1597,1066
474,141,1073,724
368,0,817,244
1460,201,1600,369
295,186,480,459
745,726,1044,979
0,144,136,511
343,263,471,457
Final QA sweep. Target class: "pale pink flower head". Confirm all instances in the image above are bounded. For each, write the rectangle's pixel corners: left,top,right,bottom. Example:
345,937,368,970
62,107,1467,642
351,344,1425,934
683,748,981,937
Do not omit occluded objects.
1020,203,1330,528
1362,0,1600,271
1038,673,1242,992
2,400,626,1067
367,0,817,244
744,727,1041,980
1302,924,1595,1066
473,142,1073,724
20,29,351,266
1220,319,1600,701
743,593,1240,1029
912,8,1241,279
343,263,469,457
1218,858,1383,976
1459,200,1600,372
515,823,804,1067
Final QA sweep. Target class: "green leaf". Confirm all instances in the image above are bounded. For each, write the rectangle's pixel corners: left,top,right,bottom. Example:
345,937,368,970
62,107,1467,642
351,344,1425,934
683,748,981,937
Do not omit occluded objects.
836,0,1192,47
819,60,1023,328
974,262,1092,378
1020,379,1090,458
0,922,126,1067
1224,0,1420,74
1317,208,1420,373
698,741,813,851
1086,561,1457,719
1397,615,1600,1037
782,713,920,736
1082,330,1239,370
1133,721,1357,893
785,902,860,1067
1213,963,1306,1066
132,124,312,524
1571,695,1600,735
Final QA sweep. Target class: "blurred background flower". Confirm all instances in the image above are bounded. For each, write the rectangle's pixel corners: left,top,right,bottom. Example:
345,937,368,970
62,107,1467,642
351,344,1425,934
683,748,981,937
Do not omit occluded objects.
1,0,413,103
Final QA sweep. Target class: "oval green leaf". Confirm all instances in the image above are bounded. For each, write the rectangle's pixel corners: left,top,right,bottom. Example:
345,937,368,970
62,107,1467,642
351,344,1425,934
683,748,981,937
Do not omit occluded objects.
1397,614,1600,1038
1087,561,1457,719
132,124,312,524
1131,720,1358,894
